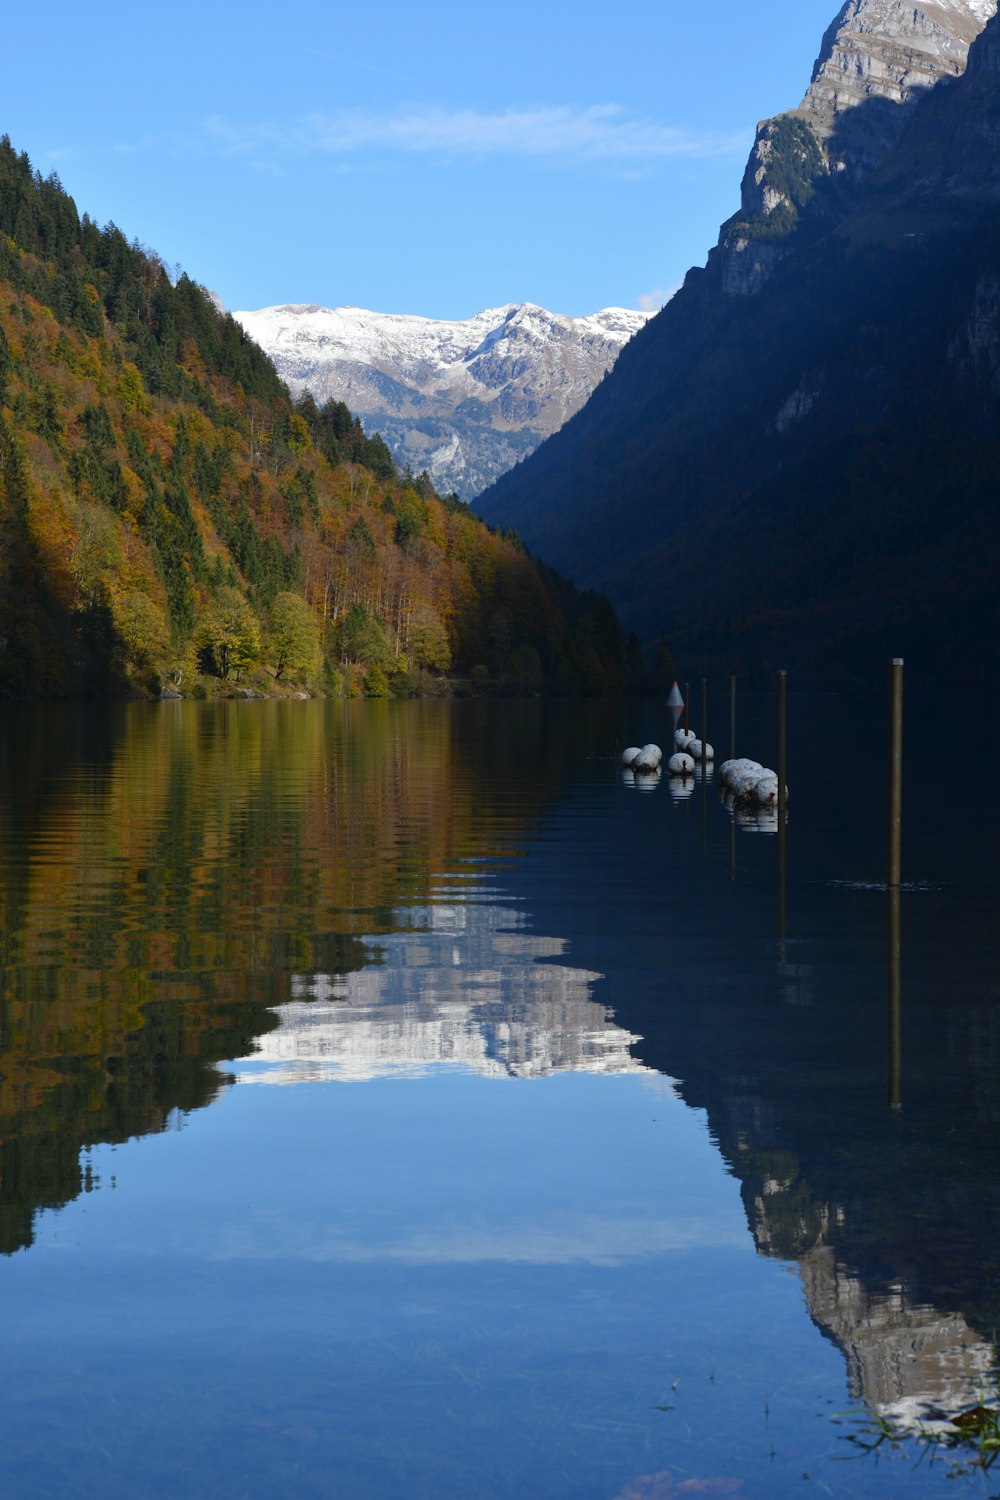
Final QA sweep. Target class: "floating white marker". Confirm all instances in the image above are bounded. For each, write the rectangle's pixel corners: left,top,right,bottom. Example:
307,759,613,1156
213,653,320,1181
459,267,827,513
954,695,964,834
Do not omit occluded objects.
666,681,684,710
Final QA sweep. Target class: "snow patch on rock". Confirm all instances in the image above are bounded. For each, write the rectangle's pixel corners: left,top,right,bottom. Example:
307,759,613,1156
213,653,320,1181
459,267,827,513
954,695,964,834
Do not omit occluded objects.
233,301,650,499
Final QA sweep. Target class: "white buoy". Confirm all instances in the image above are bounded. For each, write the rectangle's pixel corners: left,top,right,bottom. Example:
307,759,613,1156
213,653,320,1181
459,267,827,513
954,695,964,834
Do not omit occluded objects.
634,743,662,773
668,752,695,775
730,766,765,800
719,757,761,788
753,774,780,807
622,747,642,768
723,750,789,823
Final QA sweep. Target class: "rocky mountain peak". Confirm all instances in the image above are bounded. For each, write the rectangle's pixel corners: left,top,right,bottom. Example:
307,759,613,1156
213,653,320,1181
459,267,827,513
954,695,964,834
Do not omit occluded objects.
802,0,996,159
235,301,648,499
472,0,1000,687
718,0,997,294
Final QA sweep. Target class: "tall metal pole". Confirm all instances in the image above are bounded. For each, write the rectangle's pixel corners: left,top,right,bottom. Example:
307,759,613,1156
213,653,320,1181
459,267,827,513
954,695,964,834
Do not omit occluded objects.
888,659,904,889
684,681,690,734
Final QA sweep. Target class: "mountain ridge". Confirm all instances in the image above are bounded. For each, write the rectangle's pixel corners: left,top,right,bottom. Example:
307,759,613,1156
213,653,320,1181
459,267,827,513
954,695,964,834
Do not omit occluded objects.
473,0,1000,685
233,300,649,501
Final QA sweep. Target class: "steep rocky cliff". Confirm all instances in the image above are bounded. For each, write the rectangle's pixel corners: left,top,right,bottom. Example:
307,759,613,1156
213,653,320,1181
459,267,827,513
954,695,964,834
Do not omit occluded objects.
719,0,997,295
474,4,1000,684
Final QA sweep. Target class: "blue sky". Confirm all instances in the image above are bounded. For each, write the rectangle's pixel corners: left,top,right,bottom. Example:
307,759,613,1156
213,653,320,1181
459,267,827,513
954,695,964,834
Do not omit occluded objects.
6,0,837,318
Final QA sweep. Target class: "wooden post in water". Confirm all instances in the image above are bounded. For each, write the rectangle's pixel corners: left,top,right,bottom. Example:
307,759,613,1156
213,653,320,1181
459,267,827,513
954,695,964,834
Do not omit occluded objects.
729,675,737,762
777,671,788,947
777,671,788,825
887,660,904,1105
700,678,709,840
888,659,904,889
887,883,902,1111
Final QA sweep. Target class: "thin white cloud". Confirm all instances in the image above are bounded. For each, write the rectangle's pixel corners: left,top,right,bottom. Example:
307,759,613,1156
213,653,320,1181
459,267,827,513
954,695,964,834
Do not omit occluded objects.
637,286,680,312
138,1212,750,1268
203,106,747,166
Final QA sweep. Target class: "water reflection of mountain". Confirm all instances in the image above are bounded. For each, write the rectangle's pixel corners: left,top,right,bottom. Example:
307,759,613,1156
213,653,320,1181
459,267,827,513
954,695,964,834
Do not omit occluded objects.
2,694,997,1431
799,1248,994,1425
497,695,1000,1420
238,903,642,1084
0,699,614,1255
656,956,1000,1418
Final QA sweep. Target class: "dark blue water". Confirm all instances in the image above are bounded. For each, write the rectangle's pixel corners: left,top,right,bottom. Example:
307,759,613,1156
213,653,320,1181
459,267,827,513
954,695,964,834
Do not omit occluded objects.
0,695,996,1499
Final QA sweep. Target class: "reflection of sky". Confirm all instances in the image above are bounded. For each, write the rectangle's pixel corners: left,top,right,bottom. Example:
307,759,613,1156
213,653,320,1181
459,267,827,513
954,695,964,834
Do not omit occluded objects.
2,694,997,1500
48,1074,744,1269
237,902,647,1083
0,1069,960,1498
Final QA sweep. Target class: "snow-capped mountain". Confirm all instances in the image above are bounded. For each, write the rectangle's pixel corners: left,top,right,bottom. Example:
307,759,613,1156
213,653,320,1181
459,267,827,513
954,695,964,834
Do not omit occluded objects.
232,301,650,500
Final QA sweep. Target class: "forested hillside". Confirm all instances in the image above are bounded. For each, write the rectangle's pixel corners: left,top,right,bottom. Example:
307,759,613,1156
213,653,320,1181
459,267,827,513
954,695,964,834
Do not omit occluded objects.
0,138,624,698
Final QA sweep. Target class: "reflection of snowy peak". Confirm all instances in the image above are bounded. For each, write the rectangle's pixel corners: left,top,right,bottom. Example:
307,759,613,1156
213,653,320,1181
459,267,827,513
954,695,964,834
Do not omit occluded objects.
232,301,649,500
237,903,647,1083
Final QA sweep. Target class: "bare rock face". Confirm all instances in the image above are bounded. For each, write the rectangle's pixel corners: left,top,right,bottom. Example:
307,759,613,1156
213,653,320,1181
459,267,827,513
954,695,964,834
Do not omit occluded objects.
805,0,994,144
798,1247,995,1420
233,302,649,500
719,0,997,294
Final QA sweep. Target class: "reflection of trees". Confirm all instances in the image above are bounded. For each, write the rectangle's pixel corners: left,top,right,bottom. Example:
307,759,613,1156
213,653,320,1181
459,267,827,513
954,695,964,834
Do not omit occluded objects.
0,699,586,1255
0,979,280,1256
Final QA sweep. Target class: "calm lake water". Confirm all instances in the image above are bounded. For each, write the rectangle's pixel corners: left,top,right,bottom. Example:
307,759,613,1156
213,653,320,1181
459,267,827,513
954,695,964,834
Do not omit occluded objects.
0,695,997,1500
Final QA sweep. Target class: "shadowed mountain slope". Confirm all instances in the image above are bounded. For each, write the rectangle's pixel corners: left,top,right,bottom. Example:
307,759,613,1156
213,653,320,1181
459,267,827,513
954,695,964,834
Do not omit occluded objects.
475,1,1000,685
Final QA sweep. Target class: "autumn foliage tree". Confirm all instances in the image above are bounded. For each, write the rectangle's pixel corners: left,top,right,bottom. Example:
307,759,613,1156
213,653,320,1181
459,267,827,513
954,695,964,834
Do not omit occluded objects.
0,134,627,700
268,592,319,682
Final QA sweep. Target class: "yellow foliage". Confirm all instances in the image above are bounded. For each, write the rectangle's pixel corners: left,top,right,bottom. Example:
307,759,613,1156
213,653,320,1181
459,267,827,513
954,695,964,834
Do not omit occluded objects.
117,362,151,416
119,466,146,527
113,589,169,669
287,413,311,453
